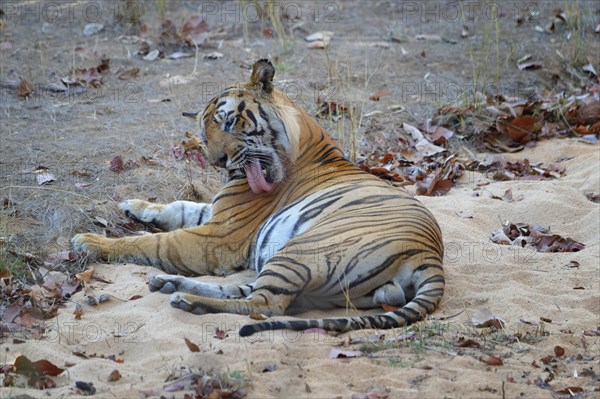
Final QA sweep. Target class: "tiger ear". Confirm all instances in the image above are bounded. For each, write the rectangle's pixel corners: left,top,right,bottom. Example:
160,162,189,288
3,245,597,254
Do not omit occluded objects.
250,59,275,94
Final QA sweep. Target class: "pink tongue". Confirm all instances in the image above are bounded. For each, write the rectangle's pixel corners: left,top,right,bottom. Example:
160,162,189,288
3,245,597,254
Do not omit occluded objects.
245,160,273,194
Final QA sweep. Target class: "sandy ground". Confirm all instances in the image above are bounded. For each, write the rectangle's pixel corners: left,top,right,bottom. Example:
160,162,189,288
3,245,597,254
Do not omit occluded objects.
1,1,599,398
4,139,599,398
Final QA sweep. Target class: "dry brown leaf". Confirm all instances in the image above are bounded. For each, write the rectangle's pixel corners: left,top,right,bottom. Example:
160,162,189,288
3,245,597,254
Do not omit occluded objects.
115,67,140,80
180,16,209,45
184,337,200,352
73,304,83,320
107,369,121,382
17,79,34,97
328,349,363,359
369,89,391,101
471,308,505,329
76,268,95,283
479,355,503,366
457,338,481,348
556,387,583,395
554,345,565,357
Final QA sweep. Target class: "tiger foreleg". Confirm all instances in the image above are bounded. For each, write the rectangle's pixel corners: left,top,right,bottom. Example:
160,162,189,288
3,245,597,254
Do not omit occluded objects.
120,199,212,231
71,226,243,276
148,274,254,298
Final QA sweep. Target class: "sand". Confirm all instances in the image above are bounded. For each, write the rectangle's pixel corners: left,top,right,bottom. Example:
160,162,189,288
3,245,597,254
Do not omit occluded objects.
4,138,599,398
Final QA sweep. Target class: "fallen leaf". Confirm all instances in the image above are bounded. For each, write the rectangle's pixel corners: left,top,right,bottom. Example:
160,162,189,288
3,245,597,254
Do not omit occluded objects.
517,61,543,70
83,23,104,36
76,268,95,283
457,338,481,348
86,296,98,306
97,293,112,303
107,369,121,382
415,34,442,41
554,346,565,357
471,308,505,329
261,364,277,373
352,390,389,399
582,63,597,77
146,98,171,104
167,51,193,60
74,58,110,87
461,25,469,38
75,381,96,395
73,304,83,320
115,67,140,80
109,155,137,172
94,216,109,227
129,295,143,300
583,330,600,336
17,79,34,97
403,123,446,157
180,15,209,45
204,51,223,60
328,349,363,359
214,328,226,340
305,31,334,42
369,89,390,101
143,49,160,61
184,337,200,352
479,356,503,366
540,355,553,365
14,355,65,387
556,387,583,395
306,31,333,48
496,115,541,143
36,171,55,185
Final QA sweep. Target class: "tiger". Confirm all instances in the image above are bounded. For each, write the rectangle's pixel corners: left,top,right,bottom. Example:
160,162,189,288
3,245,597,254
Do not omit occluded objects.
71,59,445,337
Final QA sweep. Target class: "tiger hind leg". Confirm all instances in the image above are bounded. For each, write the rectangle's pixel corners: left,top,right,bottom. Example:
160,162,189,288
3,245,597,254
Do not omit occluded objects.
120,199,211,231
167,262,303,316
148,274,253,299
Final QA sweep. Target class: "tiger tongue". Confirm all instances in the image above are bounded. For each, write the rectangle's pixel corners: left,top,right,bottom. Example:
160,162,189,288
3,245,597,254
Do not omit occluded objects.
245,160,274,194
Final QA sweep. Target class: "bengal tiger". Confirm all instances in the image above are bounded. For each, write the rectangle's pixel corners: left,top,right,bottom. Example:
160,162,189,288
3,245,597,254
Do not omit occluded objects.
71,59,445,337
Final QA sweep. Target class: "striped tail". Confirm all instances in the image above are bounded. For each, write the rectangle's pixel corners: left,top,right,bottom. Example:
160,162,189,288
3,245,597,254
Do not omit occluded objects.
239,270,445,337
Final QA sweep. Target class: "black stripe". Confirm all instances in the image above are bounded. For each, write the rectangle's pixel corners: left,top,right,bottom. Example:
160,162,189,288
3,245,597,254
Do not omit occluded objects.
415,263,444,272
417,275,445,290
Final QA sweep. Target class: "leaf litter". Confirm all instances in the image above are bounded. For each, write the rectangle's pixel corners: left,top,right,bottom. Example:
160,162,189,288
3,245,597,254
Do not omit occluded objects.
490,222,585,252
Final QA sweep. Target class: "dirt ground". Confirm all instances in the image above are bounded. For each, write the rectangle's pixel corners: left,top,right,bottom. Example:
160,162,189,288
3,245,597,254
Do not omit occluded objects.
1,1,599,398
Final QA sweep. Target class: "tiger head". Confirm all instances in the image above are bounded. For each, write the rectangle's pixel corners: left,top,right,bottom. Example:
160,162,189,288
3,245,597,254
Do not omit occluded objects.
185,59,300,194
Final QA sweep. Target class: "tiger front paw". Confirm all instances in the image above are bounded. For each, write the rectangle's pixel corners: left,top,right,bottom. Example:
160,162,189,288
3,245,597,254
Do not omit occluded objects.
119,199,157,224
71,233,110,259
